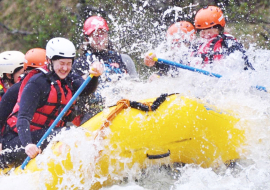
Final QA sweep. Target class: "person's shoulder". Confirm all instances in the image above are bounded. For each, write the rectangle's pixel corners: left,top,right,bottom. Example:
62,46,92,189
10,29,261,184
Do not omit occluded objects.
11,81,22,90
5,81,21,95
222,33,237,41
27,72,48,85
108,50,121,57
13,81,22,88
220,33,241,47
74,54,87,64
120,53,132,60
67,72,82,81
220,33,245,52
19,72,51,96
73,54,90,75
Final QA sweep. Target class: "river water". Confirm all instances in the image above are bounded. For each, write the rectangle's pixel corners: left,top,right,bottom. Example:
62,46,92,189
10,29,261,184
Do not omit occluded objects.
1,46,270,190
1,4,270,189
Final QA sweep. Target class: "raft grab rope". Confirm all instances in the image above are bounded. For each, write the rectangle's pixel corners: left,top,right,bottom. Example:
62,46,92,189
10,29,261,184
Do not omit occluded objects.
95,93,170,139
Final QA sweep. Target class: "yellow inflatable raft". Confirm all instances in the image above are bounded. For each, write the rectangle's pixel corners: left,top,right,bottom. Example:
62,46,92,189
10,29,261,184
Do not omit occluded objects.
2,94,245,189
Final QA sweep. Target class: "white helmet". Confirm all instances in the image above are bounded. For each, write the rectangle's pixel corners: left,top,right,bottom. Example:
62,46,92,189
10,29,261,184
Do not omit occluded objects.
0,51,25,78
46,37,76,59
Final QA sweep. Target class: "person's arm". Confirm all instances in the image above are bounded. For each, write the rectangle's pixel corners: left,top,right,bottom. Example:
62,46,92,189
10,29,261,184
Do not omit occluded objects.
0,83,20,153
16,77,48,147
223,37,255,70
0,83,20,147
16,75,50,158
144,52,178,77
71,61,104,96
0,83,20,130
121,54,138,78
155,62,174,76
71,74,99,96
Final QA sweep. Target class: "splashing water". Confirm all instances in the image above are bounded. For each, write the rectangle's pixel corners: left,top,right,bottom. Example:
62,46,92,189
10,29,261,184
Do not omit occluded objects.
1,46,269,190
1,5,270,190
97,46,270,190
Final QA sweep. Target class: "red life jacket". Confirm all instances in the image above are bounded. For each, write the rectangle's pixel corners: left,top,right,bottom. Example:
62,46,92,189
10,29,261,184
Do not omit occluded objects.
7,66,74,132
195,33,235,64
0,78,7,102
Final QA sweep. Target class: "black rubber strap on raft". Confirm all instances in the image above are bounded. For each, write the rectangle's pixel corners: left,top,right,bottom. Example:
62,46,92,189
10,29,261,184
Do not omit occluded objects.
147,150,170,159
130,93,168,111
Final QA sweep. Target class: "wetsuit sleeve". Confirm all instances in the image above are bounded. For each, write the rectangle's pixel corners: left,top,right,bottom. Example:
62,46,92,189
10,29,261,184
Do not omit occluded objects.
16,76,50,147
121,54,138,78
0,83,20,126
70,73,99,96
154,62,179,77
155,62,171,76
0,83,20,143
223,37,255,70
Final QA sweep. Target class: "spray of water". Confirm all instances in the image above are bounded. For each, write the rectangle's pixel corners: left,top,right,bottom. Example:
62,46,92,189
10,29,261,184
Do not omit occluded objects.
1,4,270,190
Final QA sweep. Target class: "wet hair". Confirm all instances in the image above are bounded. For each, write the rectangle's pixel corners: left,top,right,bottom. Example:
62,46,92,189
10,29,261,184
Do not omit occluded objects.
2,66,23,84
13,66,23,74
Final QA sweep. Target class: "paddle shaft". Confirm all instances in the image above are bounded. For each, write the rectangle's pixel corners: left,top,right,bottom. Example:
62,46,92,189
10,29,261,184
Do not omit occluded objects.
154,57,267,92
154,57,222,78
21,75,94,170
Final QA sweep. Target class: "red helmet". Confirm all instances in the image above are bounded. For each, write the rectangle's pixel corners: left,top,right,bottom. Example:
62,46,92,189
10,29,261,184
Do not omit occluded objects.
166,21,195,41
194,6,225,30
83,16,109,36
24,48,46,70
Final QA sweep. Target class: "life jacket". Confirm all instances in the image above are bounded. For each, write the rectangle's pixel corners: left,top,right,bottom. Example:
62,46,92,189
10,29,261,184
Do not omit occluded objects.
194,33,236,64
7,66,74,132
0,78,7,102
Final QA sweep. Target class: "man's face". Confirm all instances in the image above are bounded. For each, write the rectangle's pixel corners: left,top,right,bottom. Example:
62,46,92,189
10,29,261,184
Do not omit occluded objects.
88,29,109,51
13,67,24,83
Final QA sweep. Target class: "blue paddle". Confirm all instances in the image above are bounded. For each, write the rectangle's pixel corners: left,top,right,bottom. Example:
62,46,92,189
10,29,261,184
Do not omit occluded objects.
151,55,268,92
21,74,94,170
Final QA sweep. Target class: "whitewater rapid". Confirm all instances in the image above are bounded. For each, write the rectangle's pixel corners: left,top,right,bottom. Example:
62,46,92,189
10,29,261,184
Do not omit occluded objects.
0,45,269,190
100,48,270,189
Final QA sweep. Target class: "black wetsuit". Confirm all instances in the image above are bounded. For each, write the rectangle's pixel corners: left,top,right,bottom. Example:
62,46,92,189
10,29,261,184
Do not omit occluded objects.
72,50,127,123
0,82,21,131
0,74,34,132
73,51,127,77
154,61,179,76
